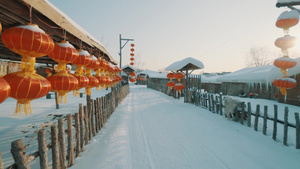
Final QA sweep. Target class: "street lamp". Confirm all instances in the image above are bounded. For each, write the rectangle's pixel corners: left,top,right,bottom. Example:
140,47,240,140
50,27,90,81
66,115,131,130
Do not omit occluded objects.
119,34,134,68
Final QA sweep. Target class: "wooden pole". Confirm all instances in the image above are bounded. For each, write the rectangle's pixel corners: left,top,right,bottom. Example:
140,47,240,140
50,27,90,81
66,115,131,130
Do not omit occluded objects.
84,106,89,145
211,95,215,113
263,106,268,135
67,114,74,167
79,103,85,151
90,100,96,137
75,113,81,157
247,102,251,127
254,105,260,131
273,105,278,141
295,113,300,149
58,119,67,169
38,129,48,169
241,102,245,125
11,139,30,169
0,152,4,169
55,92,59,109
51,125,60,169
283,107,289,146
219,93,223,116
94,99,99,133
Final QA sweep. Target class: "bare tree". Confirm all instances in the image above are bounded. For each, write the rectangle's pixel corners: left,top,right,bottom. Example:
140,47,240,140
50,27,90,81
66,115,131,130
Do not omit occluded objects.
245,47,277,67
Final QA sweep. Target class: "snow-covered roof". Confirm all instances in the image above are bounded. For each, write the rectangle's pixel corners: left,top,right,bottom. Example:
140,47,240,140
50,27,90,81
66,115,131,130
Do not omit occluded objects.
23,0,117,64
276,0,300,7
122,65,136,71
138,70,168,79
201,75,222,84
165,57,204,71
216,57,300,83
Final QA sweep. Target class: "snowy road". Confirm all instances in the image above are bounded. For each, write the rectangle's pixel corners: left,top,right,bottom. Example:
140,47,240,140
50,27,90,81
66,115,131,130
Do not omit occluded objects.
70,85,299,169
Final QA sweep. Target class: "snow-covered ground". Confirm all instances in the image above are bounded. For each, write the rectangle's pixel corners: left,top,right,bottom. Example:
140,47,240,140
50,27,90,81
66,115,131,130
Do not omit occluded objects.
68,85,299,169
0,87,111,168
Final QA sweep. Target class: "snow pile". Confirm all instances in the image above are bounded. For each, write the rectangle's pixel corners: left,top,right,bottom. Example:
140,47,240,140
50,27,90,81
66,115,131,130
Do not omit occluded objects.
201,75,222,84
138,69,168,79
165,57,204,71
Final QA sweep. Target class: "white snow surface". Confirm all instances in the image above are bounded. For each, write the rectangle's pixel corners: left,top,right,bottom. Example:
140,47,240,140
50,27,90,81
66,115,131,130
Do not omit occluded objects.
68,85,299,169
138,70,168,79
165,57,204,71
216,57,300,83
277,10,299,20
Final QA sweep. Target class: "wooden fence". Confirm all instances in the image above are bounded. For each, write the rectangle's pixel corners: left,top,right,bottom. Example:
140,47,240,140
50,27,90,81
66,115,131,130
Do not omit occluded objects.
0,84,129,169
154,84,300,149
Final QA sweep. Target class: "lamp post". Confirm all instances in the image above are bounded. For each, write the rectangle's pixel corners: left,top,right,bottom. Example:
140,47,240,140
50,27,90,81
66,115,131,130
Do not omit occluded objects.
119,34,134,68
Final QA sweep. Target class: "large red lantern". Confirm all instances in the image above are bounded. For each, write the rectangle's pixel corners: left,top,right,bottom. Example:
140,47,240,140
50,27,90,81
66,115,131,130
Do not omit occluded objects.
174,72,184,82
47,71,78,103
273,57,297,75
0,77,10,104
2,23,54,115
167,81,175,90
276,10,299,32
174,83,184,93
3,72,51,115
273,77,296,95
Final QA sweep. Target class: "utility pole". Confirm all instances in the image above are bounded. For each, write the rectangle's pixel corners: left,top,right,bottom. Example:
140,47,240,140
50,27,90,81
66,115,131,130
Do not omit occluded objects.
118,34,134,68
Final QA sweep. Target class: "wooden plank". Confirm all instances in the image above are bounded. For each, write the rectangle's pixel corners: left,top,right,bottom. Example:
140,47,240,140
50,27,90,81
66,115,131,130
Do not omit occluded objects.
84,106,89,145
283,107,289,146
11,139,30,169
254,105,260,131
37,129,48,169
90,100,96,137
263,106,268,135
0,152,4,169
295,113,300,149
79,103,85,151
75,113,81,157
58,119,67,169
51,125,60,169
273,105,278,141
247,102,251,127
67,114,74,167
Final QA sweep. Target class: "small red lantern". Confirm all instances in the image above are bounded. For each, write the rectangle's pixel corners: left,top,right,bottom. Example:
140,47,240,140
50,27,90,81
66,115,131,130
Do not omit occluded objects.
276,10,299,31
0,77,10,104
130,71,136,77
174,72,184,82
130,53,134,57
167,73,174,81
130,62,134,66
167,81,175,89
85,56,100,95
130,58,135,61
131,44,135,47
130,48,135,52
129,78,136,83
174,83,184,93
273,77,296,95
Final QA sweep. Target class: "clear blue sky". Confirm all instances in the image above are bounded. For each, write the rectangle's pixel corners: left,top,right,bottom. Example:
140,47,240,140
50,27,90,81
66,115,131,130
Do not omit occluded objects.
48,0,300,73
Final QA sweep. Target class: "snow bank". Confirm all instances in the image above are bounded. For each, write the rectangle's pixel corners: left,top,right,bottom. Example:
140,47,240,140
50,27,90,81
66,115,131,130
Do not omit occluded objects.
165,57,204,71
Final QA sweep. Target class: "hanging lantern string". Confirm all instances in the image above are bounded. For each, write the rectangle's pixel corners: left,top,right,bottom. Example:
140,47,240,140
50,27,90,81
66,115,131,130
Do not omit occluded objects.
63,28,67,41
25,2,33,23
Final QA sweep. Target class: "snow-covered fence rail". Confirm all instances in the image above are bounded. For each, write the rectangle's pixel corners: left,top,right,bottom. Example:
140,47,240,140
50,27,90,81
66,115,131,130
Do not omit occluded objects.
194,92,300,149
1,85,129,169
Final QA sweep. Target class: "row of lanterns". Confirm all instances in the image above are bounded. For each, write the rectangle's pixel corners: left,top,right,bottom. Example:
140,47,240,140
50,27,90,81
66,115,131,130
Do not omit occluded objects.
130,44,135,66
0,23,122,115
166,72,185,93
129,71,136,83
273,10,298,99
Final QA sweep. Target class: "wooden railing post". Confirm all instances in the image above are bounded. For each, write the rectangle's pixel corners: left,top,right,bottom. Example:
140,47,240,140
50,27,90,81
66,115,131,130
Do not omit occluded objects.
295,113,300,149
0,152,4,169
273,105,278,141
58,118,67,169
38,129,48,169
247,102,251,127
67,114,74,167
51,125,60,169
75,113,81,157
11,139,30,169
254,105,260,131
263,106,268,135
79,103,85,151
84,106,89,145
283,107,289,146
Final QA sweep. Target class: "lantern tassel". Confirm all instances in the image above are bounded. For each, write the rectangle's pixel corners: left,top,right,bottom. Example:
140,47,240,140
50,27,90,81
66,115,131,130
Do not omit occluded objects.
73,90,80,97
15,100,32,116
57,92,68,104
280,69,287,76
86,88,91,96
280,88,287,96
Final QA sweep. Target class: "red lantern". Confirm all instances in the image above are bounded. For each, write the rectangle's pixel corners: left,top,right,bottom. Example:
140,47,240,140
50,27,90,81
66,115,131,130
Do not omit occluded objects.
85,56,99,95
167,81,175,89
130,58,135,61
130,71,136,77
0,77,10,104
276,10,299,31
3,72,51,115
174,72,184,82
47,71,78,103
130,48,135,52
130,62,134,66
174,83,184,93
1,23,54,72
273,77,296,95
274,57,297,75
275,35,297,51
131,44,135,47
129,78,136,83
130,53,134,57
167,73,174,81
